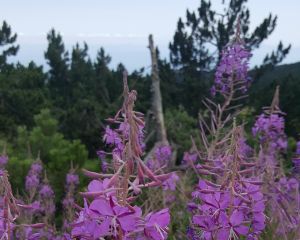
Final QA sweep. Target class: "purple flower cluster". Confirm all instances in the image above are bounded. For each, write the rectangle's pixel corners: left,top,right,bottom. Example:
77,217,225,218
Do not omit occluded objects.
72,73,171,239
272,177,300,236
39,180,55,222
293,141,300,177
187,123,267,240
97,150,109,172
66,173,79,186
40,184,54,199
182,152,197,165
189,178,265,240
72,179,170,239
63,169,79,232
162,172,179,191
25,161,43,194
104,126,124,155
0,209,14,239
252,113,287,151
0,155,8,169
296,141,300,155
211,42,251,96
155,146,172,163
251,93,300,238
147,145,172,170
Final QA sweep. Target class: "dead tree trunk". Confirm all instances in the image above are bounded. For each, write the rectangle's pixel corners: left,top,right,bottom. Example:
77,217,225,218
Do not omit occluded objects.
148,34,168,145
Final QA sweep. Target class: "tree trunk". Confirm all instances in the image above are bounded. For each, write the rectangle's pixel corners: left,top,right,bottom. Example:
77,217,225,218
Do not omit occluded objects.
148,34,168,145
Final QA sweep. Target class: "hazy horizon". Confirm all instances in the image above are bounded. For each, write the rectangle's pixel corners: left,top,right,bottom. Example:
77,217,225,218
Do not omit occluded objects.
2,0,300,71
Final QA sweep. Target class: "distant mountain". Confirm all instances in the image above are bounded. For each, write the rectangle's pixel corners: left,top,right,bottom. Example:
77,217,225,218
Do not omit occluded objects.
254,62,300,89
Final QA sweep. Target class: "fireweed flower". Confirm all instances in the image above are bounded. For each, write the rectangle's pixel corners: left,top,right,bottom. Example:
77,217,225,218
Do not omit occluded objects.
16,160,49,239
39,177,55,225
72,72,171,239
252,89,287,180
182,152,198,165
63,168,80,232
144,208,170,239
293,141,300,178
162,172,179,191
189,127,266,240
147,145,172,171
211,41,251,97
190,180,265,239
155,146,172,163
96,150,106,160
66,173,79,186
89,197,142,237
0,155,8,169
271,177,300,235
97,150,109,172
187,30,262,239
25,161,43,200
252,88,300,238
252,113,287,152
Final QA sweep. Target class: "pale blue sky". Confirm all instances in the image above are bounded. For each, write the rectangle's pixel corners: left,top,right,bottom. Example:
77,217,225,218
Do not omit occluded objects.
1,0,300,71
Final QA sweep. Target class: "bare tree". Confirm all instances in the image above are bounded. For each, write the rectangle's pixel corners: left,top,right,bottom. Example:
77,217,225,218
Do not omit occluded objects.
148,34,168,145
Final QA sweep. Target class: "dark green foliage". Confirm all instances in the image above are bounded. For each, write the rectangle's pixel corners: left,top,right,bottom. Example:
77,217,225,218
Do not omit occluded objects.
44,29,69,100
0,21,19,71
14,109,88,201
0,62,48,138
165,108,199,163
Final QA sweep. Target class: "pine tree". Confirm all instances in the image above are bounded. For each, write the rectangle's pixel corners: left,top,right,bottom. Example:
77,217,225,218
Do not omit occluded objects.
0,21,19,71
44,29,69,103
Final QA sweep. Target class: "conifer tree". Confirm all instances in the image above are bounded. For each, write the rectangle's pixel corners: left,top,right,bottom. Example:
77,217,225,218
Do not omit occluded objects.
0,21,19,71
44,29,69,102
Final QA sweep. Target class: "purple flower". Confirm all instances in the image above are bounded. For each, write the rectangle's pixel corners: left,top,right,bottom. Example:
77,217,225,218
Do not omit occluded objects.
96,150,106,160
144,208,170,240
296,141,300,155
66,173,79,186
28,201,41,213
72,76,171,239
89,198,142,237
293,141,300,176
183,152,198,165
217,210,249,239
26,174,40,190
101,160,109,172
147,145,172,170
252,113,287,152
25,161,43,192
71,199,96,239
39,182,55,216
212,42,251,96
31,162,43,174
162,173,179,191
40,184,54,198
87,178,115,198
192,215,215,239
0,155,8,168
190,179,265,239
155,146,172,162
103,126,123,150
